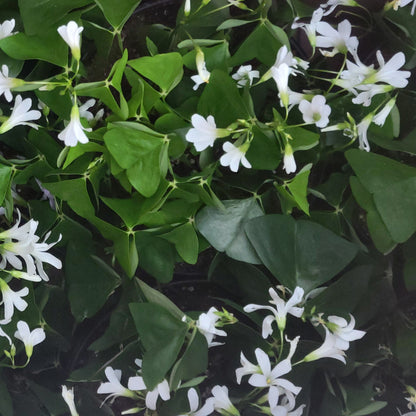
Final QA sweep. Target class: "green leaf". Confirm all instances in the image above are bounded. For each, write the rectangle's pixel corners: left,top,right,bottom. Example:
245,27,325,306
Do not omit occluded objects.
66,242,121,321
230,22,289,67
350,177,396,253
104,126,163,197
44,178,95,219
246,127,281,170
347,150,416,244
245,214,358,292
129,52,183,94
161,222,199,264
217,19,254,30
198,69,251,126
0,30,67,66
18,0,91,35
129,302,188,389
170,332,208,389
0,164,12,206
136,232,176,283
95,0,142,28
137,279,184,320
101,193,145,229
196,198,263,264
0,370,13,416
286,164,311,215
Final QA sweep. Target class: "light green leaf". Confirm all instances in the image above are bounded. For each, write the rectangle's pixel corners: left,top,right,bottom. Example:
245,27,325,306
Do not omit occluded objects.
0,164,12,206
286,164,311,215
129,52,183,94
18,0,91,35
161,222,199,264
94,0,142,28
0,31,68,66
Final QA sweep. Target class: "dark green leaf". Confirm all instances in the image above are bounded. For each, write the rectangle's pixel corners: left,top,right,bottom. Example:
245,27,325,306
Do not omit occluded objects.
196,198,263,264
245,214,358,291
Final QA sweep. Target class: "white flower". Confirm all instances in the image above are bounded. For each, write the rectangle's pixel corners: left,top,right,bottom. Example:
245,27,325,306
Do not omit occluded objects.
58,103,92,147
220,141,251,173
186,114,219,151
128,376,170,410
357,113,373,152
370,51,411,88
14,320,45,358
271,63,290,108
373,97,396,126
283,143,297,174
291,8,324,49
97,366,136,403
57,21,83,61
206,385,240,416
303,327,346,364
184,0,191,15
0,215,62,281
0,19,16,40
244,287,304,336
320,0,358,16
0,279,29,322
392,0,416,14
232,65,259,87
0,65,24,102
0,324,12,345
273,46,302,75
316,20,358,56
196,307,227,347
179,388,214,416
327,314,365,350
351,84,393,107
298,95,331,128
61,386,79,416
235,351,261,384
0,95,41,134
246,339,301,402
271,391,306,416
191,48,210,90
7,270,42,282
78,98,104,125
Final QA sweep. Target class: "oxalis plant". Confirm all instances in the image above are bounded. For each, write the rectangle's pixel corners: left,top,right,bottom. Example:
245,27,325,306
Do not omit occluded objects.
0,0,416,415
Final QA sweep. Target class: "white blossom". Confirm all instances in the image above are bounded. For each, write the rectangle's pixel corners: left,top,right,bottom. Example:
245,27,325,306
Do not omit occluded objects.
232,65,259,87
191,48,210,90
0,95,41,134
244,286,304,337
271,391,306,416
283,143,297,174
14,320,45,359
291,8,324,49
220,141,251,173
303,327,346,364
271,63,290,108
0,279,29,322
320,0,358,16
0,65,24,102
186,114,220,151
327,314,365,350
196,307,227,347
97,367,136,403
298,95,331,128
373,97,396,126
316,20,358,56
179,388,214,416
357,113,373,152
205,385,240,416
61,385,79,416
128,375,170,410
57,21,83,61
58,103,91,147
392,0,416,15
244,338,301,408
184,0,191,15
0,19,16,40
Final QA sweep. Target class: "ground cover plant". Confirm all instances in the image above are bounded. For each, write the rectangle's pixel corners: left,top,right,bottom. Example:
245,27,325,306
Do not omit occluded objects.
0,0,416,415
